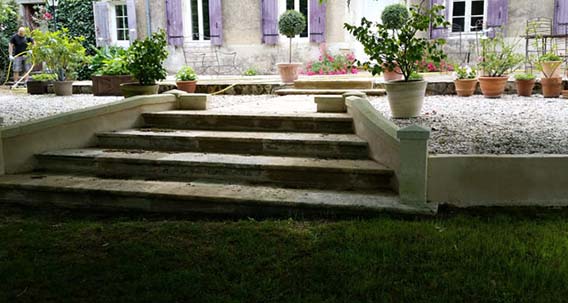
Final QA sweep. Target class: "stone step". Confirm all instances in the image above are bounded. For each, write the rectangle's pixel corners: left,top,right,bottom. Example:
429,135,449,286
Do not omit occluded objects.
142,111,355,134
0,174,435,217
97,129,369,159
294,79,374,90
275,88,386,96
36,149,394,190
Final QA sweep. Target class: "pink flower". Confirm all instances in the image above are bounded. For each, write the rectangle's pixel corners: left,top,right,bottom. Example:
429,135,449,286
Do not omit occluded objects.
319,69,324,75
43,12,53,20
351,68,359,74
307,71,315,76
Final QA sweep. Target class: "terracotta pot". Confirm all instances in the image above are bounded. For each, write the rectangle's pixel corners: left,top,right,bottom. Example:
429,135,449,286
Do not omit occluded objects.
454,78,477,97
382,63,403,81
277,63,302,84
92,75,135,96
53,81,74,96
176,80,197,93
478,76,509,98
515,79,536,97
540,61,562,78
383,80,427,118
120,83,159,98
541,77,562,98
562,90,568,99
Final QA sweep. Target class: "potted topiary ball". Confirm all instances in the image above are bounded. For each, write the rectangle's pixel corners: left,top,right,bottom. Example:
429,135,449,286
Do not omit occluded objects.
277,10,306,84
121,30,168,97
380,3,409,81
175,66,198,93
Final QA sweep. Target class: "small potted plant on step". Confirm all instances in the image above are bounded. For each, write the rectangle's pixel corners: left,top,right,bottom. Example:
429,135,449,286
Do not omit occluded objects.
514,72,536,97
536,53,563,98
454,65,477,97
477,35,523,98
277,10,306,84
30,29,86,96
345,4,448,118
121,30,168,97
175,66,198,93
380,3,408,81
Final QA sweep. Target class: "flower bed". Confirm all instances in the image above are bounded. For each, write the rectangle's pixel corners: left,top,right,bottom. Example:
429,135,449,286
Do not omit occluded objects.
304,45,358,76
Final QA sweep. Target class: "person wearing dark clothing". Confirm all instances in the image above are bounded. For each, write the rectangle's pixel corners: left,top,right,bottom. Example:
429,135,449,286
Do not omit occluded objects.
8,27,34,83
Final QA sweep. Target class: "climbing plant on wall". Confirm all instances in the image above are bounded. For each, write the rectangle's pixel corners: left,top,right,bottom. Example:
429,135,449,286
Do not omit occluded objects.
0,0,20,83
52,0,96,55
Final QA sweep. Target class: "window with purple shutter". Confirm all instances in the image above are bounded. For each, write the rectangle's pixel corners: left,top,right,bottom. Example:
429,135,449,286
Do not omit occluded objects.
166,0,184,46
309,0,326,43
430,0,448,39
486,0,508,30
209,0,223,46
93,1,111,47
262,0,279,45
126,0,137,43
554,0,568,35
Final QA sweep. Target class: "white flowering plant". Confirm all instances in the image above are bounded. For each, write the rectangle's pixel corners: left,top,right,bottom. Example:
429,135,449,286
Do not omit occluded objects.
454,65,477,79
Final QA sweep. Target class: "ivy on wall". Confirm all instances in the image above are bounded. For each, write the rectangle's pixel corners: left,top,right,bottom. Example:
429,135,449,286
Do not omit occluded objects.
0,0,20,83
52,0,96,55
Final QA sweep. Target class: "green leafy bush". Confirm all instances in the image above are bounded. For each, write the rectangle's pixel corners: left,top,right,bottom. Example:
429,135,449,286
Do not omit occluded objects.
278,10,306,38
539,53,562,62
30,28,87,81
126,30,168,86
0,0,20,83
243,68,258,76
454,65,477,79
478,35,523,77
52,0,95,55
381,4,409,30
176,66,197,81
514,73,536,80
31,73,57,81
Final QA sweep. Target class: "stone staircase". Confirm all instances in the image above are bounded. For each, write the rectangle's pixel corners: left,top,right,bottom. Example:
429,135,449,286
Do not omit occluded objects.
275,79,386,96
0,109,430,217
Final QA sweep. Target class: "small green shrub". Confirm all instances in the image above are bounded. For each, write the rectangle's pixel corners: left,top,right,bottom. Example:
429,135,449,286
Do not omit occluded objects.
30,28,86,81
381,4,409,30
31,73,57,81
409,71,424,81
0,0,20,83
478,35,523,77
539,53,562,62
243,68,258,76
176,66,197,81
126,30,168,86
278,10,306,38
514,73,536,80
454,65,477,79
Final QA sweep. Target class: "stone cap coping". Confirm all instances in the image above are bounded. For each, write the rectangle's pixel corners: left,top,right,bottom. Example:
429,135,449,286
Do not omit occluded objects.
397,125,431,140
342,90,367,99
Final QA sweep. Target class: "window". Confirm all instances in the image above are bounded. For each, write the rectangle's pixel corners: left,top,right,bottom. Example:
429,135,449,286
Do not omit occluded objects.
283,0,309,38
115,4,129,41
451,0,485,33
190,0,210,41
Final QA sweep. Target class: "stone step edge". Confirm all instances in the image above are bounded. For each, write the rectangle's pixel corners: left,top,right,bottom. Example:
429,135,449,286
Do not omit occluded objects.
275,88,386,96
143,111,354,121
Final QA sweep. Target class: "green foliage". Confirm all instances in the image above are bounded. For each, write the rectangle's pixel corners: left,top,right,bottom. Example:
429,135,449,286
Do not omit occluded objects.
31,73,57,81
126,30,168,86
30,28,87,81
539,52,562,62
381,4,409,30
175,66,197,81
278,10,306,38
514,72,536,81
408,71,423,81
0,0,20,83
243,68,258,76
478,35,524,77
52,0,96,55
454,65,477,79
91,47,129,76
345,4,449,81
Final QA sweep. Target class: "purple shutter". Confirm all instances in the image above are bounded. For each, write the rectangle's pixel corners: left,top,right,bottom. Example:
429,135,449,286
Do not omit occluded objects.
126,0,138,43
166,0,184,46
209,0,223,46
430,0,448,39
486,0,508,29
261,0,279,44
554,0,568,35
309,0,326,43
93,1,111,47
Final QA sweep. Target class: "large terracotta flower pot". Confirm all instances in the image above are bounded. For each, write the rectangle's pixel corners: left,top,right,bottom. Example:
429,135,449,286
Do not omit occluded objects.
383,80,427,118
541,77,562,98
454,79,478,97
120,83,159,98
515,79,536,97
53,81,74,96
540,61,562,78
382,63,403,81
176,80,197,93
277,63,302,84
478,76,509,98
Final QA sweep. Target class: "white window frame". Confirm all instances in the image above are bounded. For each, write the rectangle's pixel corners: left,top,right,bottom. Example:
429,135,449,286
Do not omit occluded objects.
185,0,210,42
278,0,310,40
109,1,130,47
449,0,487,36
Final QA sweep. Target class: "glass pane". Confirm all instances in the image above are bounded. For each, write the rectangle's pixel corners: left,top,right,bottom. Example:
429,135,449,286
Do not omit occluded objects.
300,0,308,37
191,0,199,40
452,18,465,32
203,0,210,40
452,1,465,16
471,17,483,31
472,1,484,15
287,0,294,10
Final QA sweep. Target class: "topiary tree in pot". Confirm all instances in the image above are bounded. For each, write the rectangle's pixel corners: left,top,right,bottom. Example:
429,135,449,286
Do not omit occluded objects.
121,30,168,97
345,4,448,118
380,3,409,81
277,10,306,84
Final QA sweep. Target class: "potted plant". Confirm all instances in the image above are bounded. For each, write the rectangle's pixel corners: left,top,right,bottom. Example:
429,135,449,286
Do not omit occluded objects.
91,47,133,96
27,73,56,95
121,30,168,97
514,73,536,97
380,3,408,81
30,29,86,96
175,66,198,93
477,35,523,98
536,53,563,98
345,4,448,118
277,10,306,84
454,65,477,97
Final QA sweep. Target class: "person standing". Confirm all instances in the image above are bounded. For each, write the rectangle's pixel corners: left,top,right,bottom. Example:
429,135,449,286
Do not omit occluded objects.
8,27,34,84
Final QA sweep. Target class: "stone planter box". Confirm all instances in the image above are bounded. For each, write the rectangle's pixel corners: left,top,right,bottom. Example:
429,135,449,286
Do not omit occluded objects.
92,75,134,96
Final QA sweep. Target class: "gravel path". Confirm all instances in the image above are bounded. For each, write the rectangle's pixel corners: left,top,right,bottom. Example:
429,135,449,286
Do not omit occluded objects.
370,95,568,154
0,92,121,127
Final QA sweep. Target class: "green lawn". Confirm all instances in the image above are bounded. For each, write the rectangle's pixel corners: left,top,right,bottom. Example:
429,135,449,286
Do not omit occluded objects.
1,206,568,303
